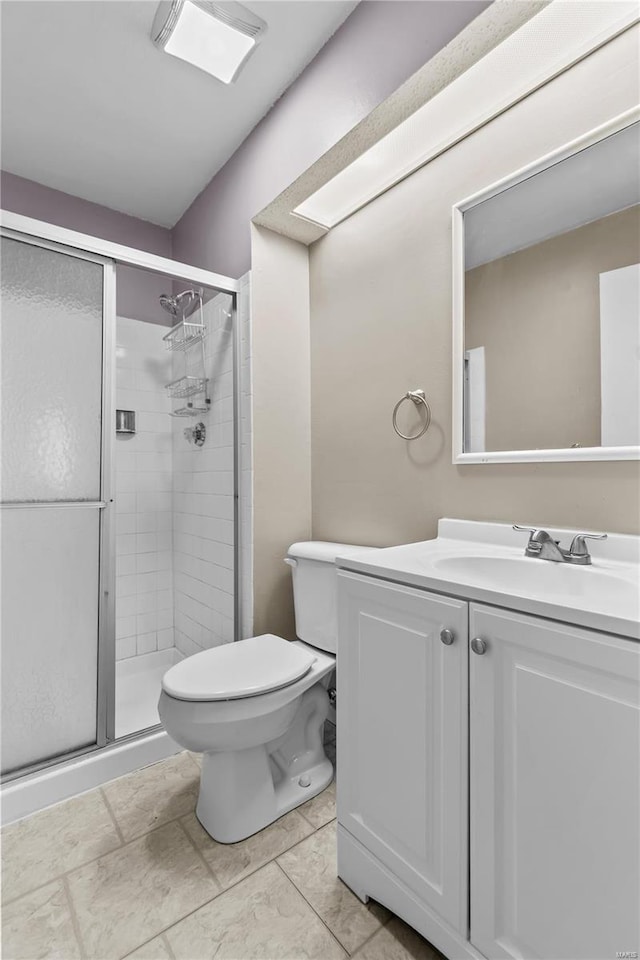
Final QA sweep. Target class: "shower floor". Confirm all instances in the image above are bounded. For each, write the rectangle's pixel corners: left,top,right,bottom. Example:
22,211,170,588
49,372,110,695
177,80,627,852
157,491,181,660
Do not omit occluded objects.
115,647,182,739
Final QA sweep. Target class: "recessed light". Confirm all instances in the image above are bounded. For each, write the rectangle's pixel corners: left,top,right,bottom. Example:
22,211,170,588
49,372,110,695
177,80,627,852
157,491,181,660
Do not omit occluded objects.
151,1,267,84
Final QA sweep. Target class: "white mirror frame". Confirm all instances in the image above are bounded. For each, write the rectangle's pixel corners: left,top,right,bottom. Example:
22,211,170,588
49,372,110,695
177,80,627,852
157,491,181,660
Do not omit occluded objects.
452,106,640,464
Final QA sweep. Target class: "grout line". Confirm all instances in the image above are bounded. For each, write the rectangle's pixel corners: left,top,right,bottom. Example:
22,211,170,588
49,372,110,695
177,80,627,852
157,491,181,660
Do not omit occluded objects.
174,817,221,890
2,779,336,911
297,804,337,831
176,805,325,896
185,752,202,774
160,932,177,960
99,787,126,845
348,918,391,958
2,781,338,956
1,808,199,909
273,860,350,957
61,874,88,960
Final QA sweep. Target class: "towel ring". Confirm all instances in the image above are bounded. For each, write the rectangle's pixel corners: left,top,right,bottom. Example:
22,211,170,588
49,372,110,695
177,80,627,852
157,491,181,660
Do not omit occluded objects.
392,389,431,440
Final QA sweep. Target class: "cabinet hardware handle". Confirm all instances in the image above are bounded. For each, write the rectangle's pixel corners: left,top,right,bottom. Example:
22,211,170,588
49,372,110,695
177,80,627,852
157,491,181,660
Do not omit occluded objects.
471,637,487,655
440,628,455,646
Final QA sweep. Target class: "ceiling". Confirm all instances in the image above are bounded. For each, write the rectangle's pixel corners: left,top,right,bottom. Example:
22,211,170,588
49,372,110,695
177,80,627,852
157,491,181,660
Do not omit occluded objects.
0,0,357,227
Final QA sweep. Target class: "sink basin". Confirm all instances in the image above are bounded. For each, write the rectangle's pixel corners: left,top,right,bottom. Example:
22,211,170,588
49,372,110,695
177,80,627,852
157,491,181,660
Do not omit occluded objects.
336,519,640,639
432,555,636,605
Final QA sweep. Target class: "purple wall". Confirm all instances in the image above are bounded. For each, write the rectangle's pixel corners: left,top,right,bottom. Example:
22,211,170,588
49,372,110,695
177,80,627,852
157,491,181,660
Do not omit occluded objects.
172,0,490,278
0,171,173,324
2,1,489,285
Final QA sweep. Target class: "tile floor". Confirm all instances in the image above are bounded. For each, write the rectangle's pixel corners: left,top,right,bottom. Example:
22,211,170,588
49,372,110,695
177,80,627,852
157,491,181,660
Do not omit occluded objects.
1,724,443,960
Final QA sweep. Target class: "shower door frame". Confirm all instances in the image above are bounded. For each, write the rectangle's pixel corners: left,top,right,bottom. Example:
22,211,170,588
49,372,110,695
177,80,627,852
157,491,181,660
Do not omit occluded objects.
0,210,241,781
0,226,116,773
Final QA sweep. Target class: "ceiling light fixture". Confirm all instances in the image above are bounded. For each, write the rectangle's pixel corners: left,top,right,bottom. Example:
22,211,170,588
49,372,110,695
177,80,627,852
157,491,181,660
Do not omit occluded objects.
151,1,267,84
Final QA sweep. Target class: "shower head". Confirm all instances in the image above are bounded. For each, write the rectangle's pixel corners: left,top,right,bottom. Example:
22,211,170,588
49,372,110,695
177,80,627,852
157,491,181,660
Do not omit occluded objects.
159,294,179,316
159,289,199,319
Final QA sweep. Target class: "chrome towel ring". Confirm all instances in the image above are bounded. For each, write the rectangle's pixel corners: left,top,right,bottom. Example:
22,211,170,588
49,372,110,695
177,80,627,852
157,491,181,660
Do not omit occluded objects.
392,389,431,440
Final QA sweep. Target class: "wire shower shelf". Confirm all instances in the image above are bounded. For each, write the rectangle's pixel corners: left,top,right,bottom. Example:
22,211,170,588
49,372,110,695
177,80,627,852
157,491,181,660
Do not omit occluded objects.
170,402,211,418
163,319,206,352
165,376,208,400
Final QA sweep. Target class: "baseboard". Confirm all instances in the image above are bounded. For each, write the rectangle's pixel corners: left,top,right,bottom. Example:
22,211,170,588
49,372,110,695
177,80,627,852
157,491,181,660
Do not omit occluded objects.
1,729,181,825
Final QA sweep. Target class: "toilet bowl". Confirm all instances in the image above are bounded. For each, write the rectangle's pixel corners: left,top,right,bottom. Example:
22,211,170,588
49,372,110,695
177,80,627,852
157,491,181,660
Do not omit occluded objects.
159,541,372,843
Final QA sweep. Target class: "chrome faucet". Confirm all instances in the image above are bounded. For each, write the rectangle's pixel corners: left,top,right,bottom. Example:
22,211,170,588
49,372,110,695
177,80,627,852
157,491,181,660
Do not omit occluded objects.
513,525,607,565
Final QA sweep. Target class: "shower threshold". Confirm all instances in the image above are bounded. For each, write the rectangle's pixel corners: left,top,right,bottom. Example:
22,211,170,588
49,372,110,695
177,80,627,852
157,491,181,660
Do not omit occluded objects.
2,647,184,825
116,647,182,739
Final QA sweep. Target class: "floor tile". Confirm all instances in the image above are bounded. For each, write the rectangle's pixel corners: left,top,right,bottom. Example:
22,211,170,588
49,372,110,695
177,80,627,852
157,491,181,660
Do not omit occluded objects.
66,820,219,960
352,918,443,960
298,780,336,829
124,934,174,959
103,752,200,841
278,820,387,954
1,880,82,959
165,861,346,959
1,790,122,903
181,808,313,891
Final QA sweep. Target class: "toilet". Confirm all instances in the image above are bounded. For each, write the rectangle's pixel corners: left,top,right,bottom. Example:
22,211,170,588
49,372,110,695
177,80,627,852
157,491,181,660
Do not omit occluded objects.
158,541,369,843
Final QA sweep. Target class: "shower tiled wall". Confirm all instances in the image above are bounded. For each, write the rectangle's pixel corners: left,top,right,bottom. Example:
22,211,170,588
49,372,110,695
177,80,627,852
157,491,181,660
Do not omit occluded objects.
115,317,174,660
114,278,252,664
172,293,236,656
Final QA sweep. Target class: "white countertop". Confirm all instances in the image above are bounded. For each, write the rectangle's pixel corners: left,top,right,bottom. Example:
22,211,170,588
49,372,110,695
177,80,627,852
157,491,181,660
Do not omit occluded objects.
337,519,640,640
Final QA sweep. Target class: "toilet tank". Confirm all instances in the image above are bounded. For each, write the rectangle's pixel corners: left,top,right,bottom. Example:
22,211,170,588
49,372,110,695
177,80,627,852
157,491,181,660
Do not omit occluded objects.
286,541,375,654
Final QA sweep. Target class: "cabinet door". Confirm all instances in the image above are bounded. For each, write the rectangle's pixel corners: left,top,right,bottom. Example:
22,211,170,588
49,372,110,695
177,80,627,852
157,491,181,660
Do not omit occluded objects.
337,571,468,933
470,604,640,960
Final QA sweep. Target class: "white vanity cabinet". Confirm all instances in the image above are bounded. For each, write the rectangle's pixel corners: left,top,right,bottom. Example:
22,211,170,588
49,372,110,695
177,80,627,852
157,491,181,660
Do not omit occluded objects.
469,604,640,960
336,571,469,934
337,566,640,960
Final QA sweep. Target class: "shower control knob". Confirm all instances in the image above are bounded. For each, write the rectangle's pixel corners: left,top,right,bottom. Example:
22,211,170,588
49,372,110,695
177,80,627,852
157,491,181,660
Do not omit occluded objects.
440,628,455,646
471,637,488,655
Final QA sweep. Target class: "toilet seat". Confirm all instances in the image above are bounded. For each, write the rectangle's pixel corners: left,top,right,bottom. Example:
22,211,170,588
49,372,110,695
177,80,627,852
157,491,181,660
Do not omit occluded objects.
161,634,316,702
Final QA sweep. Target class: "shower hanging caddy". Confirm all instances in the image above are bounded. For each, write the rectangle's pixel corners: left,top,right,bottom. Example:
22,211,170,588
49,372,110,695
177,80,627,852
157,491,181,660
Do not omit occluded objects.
162,289,211,418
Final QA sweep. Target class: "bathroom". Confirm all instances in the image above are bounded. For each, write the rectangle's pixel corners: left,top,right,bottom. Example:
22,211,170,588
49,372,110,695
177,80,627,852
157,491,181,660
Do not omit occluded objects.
1,1,639,958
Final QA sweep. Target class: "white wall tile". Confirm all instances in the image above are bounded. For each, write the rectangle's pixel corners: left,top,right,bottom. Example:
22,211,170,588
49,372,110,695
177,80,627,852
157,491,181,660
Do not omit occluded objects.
116,636,137,660
137,631,157,655
114,277,252,664
114,316,174,661
171,292,239,656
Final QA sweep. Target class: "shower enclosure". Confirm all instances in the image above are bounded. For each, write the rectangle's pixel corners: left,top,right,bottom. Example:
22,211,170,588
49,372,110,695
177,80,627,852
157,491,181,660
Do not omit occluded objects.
0,214,243,815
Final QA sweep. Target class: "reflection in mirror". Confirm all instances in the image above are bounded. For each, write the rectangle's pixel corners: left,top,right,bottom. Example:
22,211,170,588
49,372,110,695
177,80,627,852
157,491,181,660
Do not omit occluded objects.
463,120,640,455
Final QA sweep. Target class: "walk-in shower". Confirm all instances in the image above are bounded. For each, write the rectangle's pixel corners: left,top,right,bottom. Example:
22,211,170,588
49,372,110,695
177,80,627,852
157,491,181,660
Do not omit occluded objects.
0,216,244,820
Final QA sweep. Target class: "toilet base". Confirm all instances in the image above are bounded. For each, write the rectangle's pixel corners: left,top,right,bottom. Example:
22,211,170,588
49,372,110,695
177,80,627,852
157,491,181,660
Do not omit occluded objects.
195,682,332,843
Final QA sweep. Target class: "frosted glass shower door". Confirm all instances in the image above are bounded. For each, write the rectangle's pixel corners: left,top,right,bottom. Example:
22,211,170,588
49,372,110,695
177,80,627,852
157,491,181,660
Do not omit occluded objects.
0,235,113,776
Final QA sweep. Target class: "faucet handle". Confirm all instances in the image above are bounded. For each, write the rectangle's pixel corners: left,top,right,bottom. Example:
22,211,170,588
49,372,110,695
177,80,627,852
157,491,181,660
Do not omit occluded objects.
569,532,608,556
513,524,544,554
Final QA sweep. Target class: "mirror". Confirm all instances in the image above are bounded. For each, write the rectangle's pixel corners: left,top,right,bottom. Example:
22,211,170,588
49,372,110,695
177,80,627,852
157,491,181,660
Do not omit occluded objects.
453,113,640,463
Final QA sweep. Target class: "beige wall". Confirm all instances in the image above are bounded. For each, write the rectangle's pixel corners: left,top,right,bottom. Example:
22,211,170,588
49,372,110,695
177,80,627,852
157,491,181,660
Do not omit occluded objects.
250,225,311,639
465,205,640,451
309,26,640,549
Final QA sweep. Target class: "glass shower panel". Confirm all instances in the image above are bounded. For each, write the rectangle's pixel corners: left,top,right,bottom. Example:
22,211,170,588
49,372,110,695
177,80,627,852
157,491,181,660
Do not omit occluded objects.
0,237,103,502
0,235,106,775
0,507,100,774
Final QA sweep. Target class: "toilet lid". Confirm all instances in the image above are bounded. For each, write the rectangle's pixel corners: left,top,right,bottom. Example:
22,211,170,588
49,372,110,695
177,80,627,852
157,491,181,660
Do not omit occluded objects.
161,634,316,701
